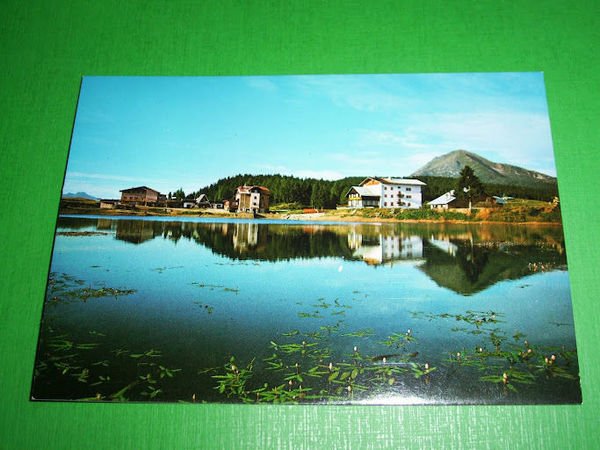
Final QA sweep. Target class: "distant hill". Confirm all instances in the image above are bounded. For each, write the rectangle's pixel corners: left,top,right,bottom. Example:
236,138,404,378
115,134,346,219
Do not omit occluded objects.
411,150,556,189
62,192,99,200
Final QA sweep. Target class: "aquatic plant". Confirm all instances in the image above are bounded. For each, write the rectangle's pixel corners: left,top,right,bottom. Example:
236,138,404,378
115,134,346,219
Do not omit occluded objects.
46,272,137,304
342,328,375,338
205,320,442,404
202,303,578,403
379,330,416,349
56,231,110,237
152,265,184,273
34,321,181,402
191,281,240,293
212,357,256,401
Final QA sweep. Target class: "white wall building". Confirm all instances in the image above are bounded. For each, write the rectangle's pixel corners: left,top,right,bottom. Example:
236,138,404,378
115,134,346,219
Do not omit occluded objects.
428,190,456,210
346,177,426,209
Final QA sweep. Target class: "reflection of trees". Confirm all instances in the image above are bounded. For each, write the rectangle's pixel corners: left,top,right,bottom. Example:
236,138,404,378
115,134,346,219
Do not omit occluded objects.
58,217,569,295
57,217,97,230
456,240,489,283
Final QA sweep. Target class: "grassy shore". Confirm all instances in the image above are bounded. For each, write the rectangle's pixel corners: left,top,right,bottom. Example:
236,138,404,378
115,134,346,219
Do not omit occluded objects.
326,199,562,224
59,198,562,224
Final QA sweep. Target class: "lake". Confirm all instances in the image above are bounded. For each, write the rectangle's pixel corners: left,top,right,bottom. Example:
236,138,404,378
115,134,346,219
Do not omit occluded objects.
32,215,581,404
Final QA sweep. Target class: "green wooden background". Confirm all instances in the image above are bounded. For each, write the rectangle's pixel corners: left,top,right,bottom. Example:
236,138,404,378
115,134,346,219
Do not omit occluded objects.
1,1,599,448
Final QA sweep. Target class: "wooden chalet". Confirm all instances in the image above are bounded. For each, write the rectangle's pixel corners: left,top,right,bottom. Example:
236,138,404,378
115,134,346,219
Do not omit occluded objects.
119,186,161,206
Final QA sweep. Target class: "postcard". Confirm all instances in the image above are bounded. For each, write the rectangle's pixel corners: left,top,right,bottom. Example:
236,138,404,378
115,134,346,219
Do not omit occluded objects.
32,73,581,404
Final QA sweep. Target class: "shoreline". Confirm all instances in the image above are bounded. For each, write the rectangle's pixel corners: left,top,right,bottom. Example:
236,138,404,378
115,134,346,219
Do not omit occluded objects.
58,208,563,226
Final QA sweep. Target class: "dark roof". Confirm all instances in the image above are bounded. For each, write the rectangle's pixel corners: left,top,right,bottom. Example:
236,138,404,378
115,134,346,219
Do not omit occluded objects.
120,186,160,194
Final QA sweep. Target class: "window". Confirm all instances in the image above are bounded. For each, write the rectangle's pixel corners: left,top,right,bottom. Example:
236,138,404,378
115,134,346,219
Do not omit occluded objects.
384,202,387,206
406,187,412,191
406,195,412,199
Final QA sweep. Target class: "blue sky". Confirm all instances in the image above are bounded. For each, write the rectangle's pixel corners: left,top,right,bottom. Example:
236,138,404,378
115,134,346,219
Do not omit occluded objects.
63,73,556,199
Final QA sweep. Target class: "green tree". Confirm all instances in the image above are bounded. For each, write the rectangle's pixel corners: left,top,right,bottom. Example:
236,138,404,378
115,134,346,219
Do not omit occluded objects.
456,166,484,212
173,188,186,201
310,183,328,209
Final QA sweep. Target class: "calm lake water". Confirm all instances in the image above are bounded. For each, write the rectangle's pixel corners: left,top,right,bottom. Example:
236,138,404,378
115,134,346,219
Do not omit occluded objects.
32,215,581,404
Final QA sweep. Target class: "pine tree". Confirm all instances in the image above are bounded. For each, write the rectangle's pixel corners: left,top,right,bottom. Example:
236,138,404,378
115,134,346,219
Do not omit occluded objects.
456,166,484,212
310,183,328,209
174,188,186,201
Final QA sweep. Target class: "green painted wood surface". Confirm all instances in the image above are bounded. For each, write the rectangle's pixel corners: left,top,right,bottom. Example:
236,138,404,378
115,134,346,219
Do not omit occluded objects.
1,1,598,448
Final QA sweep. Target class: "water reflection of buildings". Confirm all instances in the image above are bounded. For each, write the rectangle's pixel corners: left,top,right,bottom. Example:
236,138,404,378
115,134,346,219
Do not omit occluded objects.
348,230,424,265
114,220,158,244
96,219,113,231
232,222,259,251
428,236,458,257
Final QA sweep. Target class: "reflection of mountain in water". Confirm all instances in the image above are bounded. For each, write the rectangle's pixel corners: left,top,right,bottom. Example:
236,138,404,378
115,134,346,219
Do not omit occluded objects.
57,217,568,295
421,237,565,295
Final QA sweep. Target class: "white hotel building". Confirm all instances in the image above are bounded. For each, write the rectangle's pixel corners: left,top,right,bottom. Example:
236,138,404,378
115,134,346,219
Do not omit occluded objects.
345,177,426,209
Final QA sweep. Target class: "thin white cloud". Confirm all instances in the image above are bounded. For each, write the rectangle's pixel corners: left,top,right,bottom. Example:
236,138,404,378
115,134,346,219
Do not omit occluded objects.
294,76,410,113
248,163,345,181
66,172,150,183
328,152,384,171
250,164,291,174
405,151,444,170
295,169,345,180
357,129,429,150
